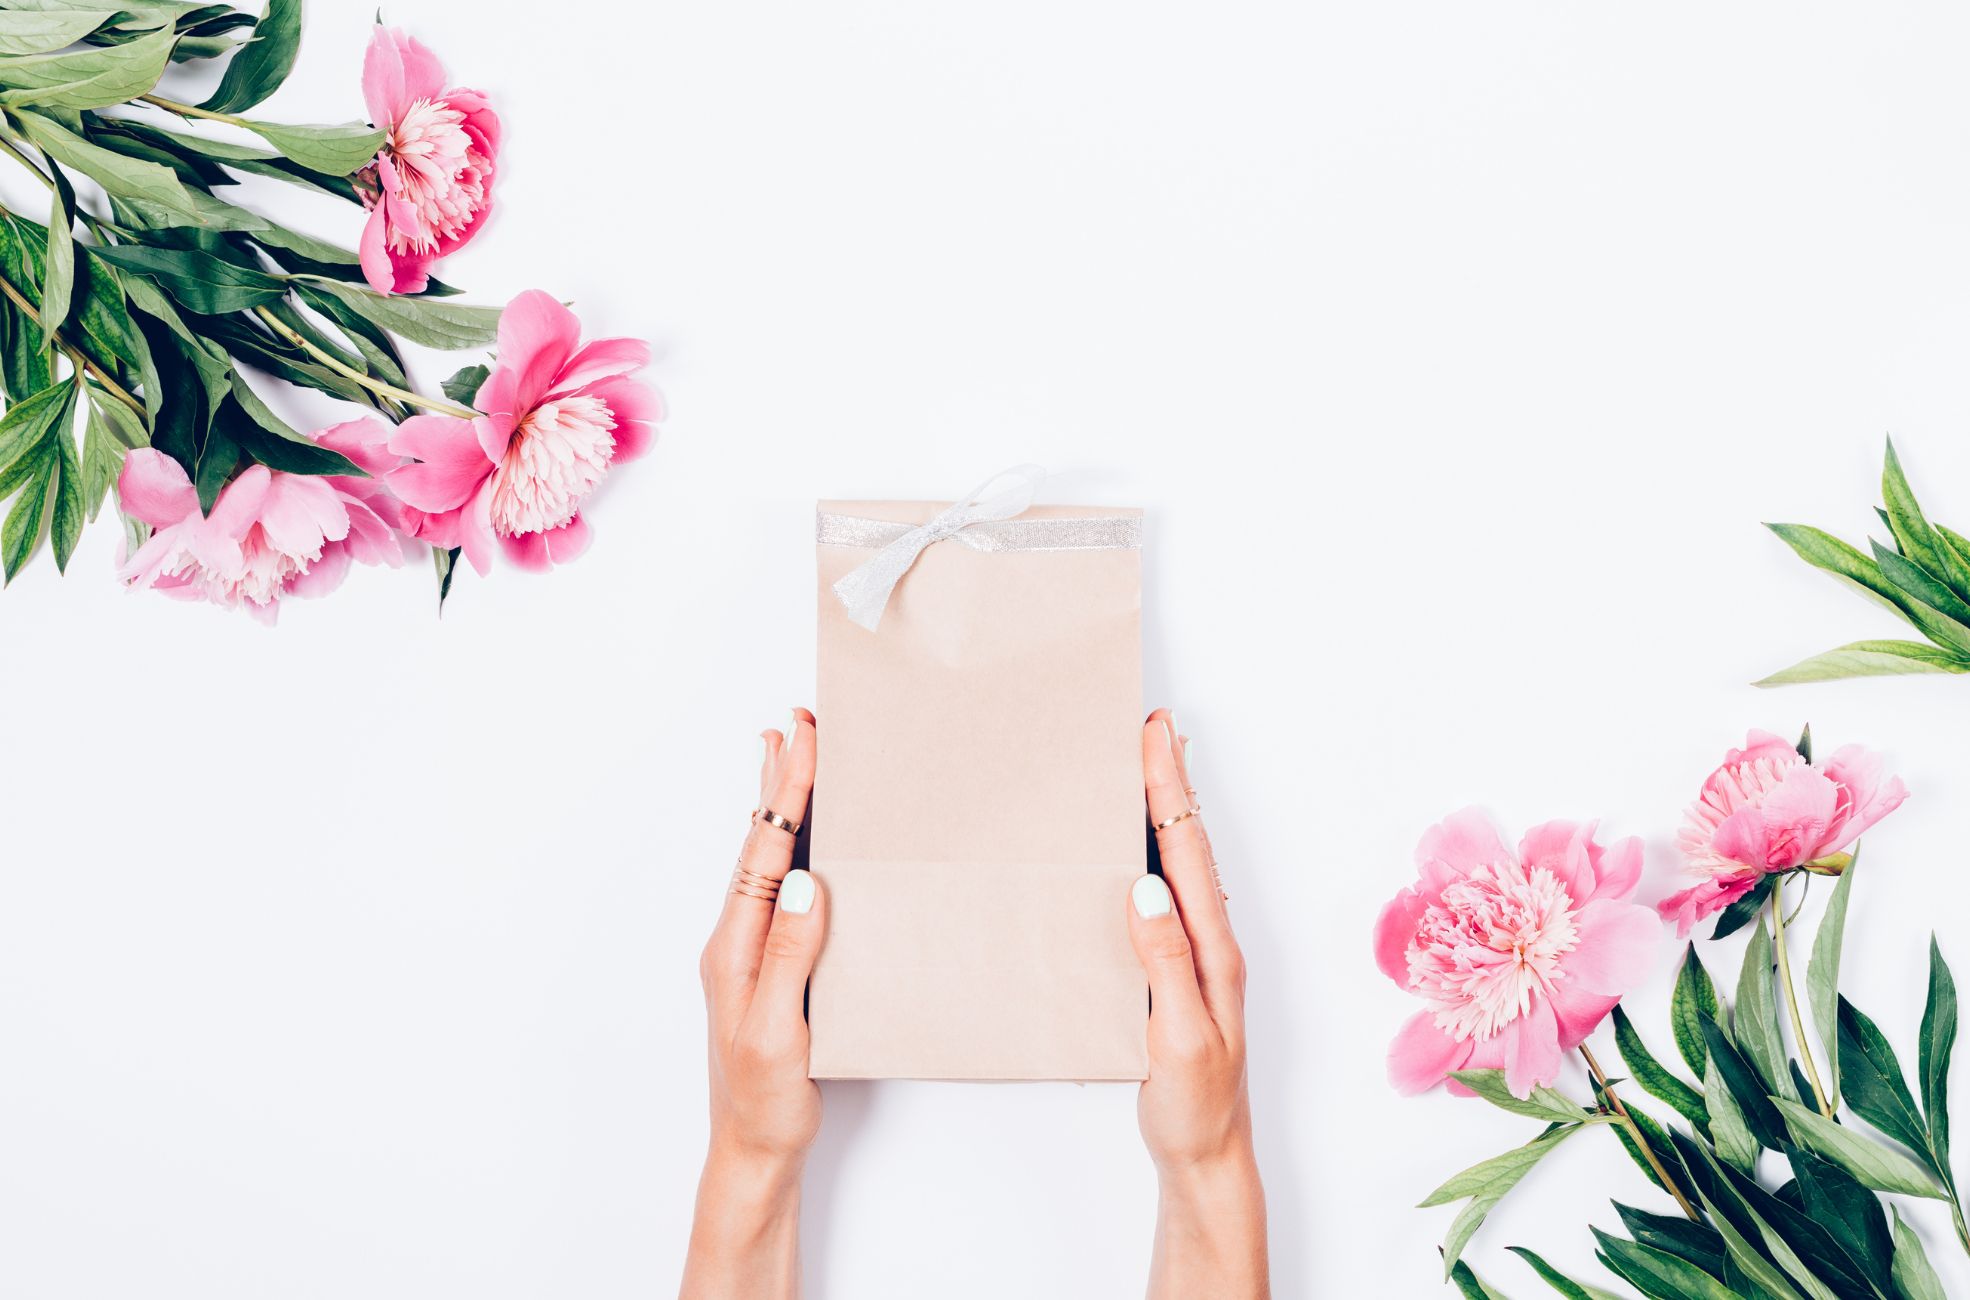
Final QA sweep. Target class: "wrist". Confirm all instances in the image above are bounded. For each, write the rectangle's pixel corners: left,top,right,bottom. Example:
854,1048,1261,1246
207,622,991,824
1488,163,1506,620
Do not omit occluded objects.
1156,1141,1263,1203
681,1139,805,1298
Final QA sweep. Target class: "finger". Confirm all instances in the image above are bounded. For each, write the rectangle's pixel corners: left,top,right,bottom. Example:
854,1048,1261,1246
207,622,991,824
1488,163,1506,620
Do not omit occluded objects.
1125,873,1216,1051
1143,710,1243,1018
705,709,818,1011
740,868,827,1052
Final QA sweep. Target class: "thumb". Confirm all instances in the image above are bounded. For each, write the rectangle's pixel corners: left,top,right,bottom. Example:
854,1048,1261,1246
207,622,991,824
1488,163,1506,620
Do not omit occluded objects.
745,869,828,1045
1125,873,1212,1039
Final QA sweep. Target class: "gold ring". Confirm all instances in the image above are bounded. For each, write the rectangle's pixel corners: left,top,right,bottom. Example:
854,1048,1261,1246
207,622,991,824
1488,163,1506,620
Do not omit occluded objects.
753,808,802,836
1211,863,1228,902
1153,804,1201,832
731,865,782,900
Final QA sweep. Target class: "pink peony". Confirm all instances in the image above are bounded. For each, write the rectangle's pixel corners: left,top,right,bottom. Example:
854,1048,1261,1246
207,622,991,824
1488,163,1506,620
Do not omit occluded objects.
1376,810,1660,1098
117,420,406,623
1657,730,1907,935
357,26,499,295
385,290,659,574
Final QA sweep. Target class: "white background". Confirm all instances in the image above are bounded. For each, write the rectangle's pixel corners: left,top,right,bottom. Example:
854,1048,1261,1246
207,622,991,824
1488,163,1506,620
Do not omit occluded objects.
5,2,1970,1296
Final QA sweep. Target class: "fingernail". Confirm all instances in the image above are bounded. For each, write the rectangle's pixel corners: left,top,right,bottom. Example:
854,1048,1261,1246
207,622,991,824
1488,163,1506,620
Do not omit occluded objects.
1182,737,1192,775
788,710,802,747
1162,713,1179,762
780,869,816,914
1132,874,1173,918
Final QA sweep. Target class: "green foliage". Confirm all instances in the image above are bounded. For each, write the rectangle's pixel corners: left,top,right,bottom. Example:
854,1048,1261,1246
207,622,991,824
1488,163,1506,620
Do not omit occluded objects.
1765,439,1970,683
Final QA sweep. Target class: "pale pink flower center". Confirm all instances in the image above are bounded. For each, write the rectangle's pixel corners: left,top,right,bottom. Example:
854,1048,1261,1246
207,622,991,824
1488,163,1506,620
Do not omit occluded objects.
487,396,617,537
1407,860,1578,1042
374,97,490,255
1678,752,1800,878
213,524,320,606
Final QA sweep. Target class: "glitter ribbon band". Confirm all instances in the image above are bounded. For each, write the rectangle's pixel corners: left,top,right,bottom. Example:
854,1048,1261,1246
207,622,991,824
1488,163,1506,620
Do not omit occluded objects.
819,465,1140,631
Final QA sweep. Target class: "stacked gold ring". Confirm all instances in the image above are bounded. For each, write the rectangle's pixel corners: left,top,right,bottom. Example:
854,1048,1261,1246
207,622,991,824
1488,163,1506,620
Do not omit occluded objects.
753,807,802,836
1153,803,1202,832
731,865,782,900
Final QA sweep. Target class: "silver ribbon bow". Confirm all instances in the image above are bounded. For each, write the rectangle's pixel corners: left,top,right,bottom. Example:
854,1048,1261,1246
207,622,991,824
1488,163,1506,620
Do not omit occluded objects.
829,464,1047,630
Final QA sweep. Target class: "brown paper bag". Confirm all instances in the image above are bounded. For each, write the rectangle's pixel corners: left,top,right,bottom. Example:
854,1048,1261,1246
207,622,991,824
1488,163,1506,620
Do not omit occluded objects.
808,481,1148,1081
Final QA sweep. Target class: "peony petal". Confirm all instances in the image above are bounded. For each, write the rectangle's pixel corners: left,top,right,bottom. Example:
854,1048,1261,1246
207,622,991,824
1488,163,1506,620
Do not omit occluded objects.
1823,744,1909,849
362,26,446,124
1656,875,1757,938
313,417,398,479
550,337,650,395
285,543,351,599
359,203,396,296
543,512,591,564
1416,807,1513,883
459,482,496,576
1518,819,1595,903
1562,899,1661,995
255,473,348,557
1503,996,1563,1099
1389,1011,1473,1096
115,449,197,528
1585,835,1644,904
1549,981,1620,1051
499,527,551,572
1750,764,1841,866
206,465,271,539
387,415,491,512
1373,887,1426,987
495,290,582,412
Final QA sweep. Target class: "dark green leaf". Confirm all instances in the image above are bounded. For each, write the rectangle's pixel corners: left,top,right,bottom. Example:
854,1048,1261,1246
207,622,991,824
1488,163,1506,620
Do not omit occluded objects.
1921,937,1956,1173
0,381,71,479
1672,943,1721,1076
1592,1232,1740,1300
1880,438,1970,601
1447,1258,1511,1300
1503,1247,1624,1300
1873,540,1970,628
1,440,53,582
1612,1202,1728,1277
1839,996,1933,1161
434,544,459,610
49,399,81,571
221,376,361,477
1613,1006,1707,1128
442,363,488,407
1704,1055,1759,1172
1701,1018,1786,1150
1765,522,1970,657
1775,1097,1944,1198
92,243,285,315
199,0,298,114
1788,1148,1894,1287
1735,914,1797,1101
1712,873,1776,941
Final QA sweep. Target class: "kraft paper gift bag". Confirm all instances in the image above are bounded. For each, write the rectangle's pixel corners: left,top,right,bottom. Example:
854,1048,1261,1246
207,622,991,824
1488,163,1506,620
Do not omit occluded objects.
808,468,1149,1081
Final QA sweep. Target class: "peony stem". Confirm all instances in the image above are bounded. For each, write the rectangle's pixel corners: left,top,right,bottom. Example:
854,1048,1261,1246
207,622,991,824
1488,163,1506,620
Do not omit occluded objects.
137,94,246,128
0,264,143,417
250,305,476,419
1771,888,1834,1118
1579,1045,1702,1222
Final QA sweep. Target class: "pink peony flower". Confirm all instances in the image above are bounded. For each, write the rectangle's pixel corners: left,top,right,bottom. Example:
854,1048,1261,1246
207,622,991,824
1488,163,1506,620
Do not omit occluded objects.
385,290,659,574
358,26,499,295
1376,810,1660,1098
1657,730,1907,935
117,420,407,623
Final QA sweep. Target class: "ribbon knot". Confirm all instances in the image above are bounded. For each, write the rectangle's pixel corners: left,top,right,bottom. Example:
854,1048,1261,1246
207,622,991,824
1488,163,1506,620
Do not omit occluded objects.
829,464,1046,631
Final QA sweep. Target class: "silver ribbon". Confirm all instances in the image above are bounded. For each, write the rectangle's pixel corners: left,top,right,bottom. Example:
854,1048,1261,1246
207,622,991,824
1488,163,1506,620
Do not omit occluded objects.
821,465,1139,631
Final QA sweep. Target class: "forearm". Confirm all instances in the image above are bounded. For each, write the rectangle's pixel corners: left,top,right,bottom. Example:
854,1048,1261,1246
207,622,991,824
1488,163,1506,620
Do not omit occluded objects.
1149,1149,1269,1300
680,1142,804,1300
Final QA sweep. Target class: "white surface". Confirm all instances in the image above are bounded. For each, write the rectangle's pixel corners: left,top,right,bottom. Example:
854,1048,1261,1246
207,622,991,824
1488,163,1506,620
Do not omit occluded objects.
5,2,1970,1296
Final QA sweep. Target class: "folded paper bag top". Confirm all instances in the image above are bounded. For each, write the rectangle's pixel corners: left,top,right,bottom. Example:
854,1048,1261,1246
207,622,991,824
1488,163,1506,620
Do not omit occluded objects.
809,483,1148,1081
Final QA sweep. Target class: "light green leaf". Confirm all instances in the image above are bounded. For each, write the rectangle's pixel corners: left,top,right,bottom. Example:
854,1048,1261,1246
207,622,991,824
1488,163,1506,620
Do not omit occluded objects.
1671,943,1720,1076
1774,1096,1946,1198
48,401,80,571
15,109,194,212
1421,1124,1587,1276
1705,1055,1758,1173
1449,1070,1585,1124
1736,914,1798,1101
1766,521,1970,656
240,120,384,177
199,0,297,115
0,9,116,55
79,389,141,521
1757,639,1970,686
38,182,71,352
1890,1209,1947,1300
1807,860,1855,1108
442,363,488,407
0,379,76,477
0,24,173,108
91,244,285,315
294,276,501,350
1921,937,1956,1171
1875,540,1970,628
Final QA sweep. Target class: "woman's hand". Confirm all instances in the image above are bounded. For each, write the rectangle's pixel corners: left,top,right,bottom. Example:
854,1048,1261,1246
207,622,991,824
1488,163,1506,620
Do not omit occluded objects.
681,709,823,1300
1127,709,1270,1298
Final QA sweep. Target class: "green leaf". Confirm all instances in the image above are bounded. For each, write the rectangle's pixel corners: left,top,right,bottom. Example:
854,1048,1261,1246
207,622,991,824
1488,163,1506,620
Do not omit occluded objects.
294,277,501,350
79,389,141,521
1449,1070,1586,1124
1873,540,1970,627
434,544,460,610
1612,1006,1707,1128
1787,1146,1895,1289
0,9,117,55
1890,1210,1947,1300
198,0,297,114
1502,1248,1624,1300
1735,914,1798,1101
1880,437,1970,601
0,441,52,582
239,119,384,177
1806,860,1855,1109
1712,873,1776,941
1591,1232,1740,1300
1672,944,1721,1077
1766,521,1970,656
0,380,70,478
1447,1258,1512,1300
1757,639,1970,686
1839,996,1934,1160
442,363,488,407
0,23,174,108
221,374,361,477
1704,1055,1759,1172
1921,937,1956,1173
1680,1140,1821,1300
15,109,195,213
38,183,72,352
48,402,80,571
1421,1124,1586,1276
1612,1202,1728,1277
91,243,285,315
1773,1097,1945,1198
1702,1017,1786,1149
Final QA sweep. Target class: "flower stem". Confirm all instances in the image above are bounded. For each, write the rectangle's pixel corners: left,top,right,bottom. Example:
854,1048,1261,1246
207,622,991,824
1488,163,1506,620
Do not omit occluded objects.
250,305,475,419
1580,1044,1702,1222
0,263,143,417
137,94,246,128
1771,887,1834,1117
